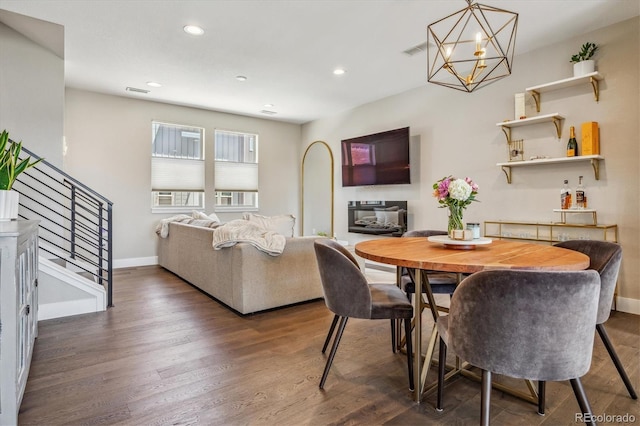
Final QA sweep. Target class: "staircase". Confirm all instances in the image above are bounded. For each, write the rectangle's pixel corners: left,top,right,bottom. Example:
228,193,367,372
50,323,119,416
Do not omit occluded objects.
13,145,113,319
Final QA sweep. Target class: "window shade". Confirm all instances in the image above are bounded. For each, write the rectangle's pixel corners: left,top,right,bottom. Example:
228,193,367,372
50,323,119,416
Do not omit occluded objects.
215,161,258,192
151,157,205,191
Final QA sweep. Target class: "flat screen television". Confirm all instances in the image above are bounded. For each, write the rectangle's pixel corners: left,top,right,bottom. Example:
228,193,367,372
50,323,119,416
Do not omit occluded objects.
341,127,410,187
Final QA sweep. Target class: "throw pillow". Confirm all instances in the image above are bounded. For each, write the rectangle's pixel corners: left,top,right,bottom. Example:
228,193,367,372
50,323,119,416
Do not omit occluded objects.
192,210,221,223
242,213,295,237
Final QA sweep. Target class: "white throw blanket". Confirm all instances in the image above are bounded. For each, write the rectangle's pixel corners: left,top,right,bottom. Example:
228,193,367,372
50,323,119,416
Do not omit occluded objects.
156,214,220,238
212,219,286,256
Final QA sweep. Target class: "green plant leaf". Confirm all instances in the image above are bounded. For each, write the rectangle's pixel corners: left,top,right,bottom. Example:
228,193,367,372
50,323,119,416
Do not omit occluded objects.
0,130,45,190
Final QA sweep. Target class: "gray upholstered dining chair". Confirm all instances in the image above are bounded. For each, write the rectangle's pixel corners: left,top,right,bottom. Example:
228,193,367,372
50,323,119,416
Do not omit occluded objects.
400,230,459,305
436,269,601,426
551,240,637,403
314,239,414,390
395,230,459,350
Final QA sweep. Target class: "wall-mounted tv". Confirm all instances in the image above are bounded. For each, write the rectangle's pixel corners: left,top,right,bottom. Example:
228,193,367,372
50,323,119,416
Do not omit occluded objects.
341,127,410,187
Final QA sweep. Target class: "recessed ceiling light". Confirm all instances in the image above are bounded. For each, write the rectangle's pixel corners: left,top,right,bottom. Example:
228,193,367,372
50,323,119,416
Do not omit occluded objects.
236,75,248,81
333,68,346,75
183,25,204,36
146,81,162,88
264,103,274,108
125,86,149,94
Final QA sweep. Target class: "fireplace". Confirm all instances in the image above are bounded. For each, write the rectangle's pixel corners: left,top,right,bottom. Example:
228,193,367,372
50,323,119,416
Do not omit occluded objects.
348,201,407,237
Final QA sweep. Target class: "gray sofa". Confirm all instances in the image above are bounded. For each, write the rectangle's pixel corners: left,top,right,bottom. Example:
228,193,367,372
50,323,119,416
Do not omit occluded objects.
157,221,325,314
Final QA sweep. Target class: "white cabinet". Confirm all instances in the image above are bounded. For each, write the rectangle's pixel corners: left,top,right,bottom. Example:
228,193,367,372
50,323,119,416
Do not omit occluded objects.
0,220,39,425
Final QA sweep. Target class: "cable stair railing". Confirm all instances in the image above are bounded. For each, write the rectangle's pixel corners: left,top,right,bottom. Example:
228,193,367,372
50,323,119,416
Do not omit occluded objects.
12,145,114,307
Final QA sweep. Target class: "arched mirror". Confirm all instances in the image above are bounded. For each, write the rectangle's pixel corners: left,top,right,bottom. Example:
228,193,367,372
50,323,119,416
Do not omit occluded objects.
301,141,334,237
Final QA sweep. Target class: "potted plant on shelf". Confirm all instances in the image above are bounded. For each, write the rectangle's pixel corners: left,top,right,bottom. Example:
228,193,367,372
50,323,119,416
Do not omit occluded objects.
571,42,598,77
0,130,43,221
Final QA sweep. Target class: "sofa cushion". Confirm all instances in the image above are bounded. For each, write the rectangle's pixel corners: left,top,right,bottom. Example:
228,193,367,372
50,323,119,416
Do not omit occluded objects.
242,213,295,237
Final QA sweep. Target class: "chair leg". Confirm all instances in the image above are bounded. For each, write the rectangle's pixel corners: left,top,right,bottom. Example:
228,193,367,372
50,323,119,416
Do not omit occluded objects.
319,316,348,389
480,370,492,426
322,314,340,354
537,381,545,415
597,323,638,399
570,378,595,426
390,319,397,353
436,337,446,411
404,318,415,391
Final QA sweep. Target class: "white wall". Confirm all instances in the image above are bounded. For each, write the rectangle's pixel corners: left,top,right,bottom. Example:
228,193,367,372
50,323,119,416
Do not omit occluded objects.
64,89,302,263
302,18,640,310
0,21,64,165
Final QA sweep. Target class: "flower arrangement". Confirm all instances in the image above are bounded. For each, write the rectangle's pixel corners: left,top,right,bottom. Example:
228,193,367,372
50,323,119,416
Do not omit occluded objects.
433,176,479,233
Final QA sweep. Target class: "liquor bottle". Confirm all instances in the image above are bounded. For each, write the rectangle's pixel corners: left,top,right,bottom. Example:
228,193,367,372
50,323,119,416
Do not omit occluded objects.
566,126,578,157
561,179,572,209
575,175,586,209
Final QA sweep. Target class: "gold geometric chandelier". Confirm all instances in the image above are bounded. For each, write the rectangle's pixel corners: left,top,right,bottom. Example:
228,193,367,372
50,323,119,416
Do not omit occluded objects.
427,0,518,93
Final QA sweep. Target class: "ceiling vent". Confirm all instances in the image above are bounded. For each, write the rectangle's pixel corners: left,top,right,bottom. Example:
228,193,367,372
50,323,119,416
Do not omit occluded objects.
125,86,150,94
402,41,428,56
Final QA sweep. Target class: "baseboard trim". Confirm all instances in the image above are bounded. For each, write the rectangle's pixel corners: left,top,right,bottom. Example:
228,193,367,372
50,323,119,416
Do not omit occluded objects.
114,256,158,269
616,296,640,315
39,298,102,321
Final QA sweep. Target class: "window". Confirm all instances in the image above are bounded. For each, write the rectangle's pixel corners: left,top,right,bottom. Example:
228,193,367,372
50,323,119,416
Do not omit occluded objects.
214,129,259,211
151,122,205,211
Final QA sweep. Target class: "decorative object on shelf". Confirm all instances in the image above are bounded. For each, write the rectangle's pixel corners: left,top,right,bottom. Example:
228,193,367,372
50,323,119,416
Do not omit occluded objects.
561,179,572,210
571,42,598,77
581,121,600,155
426,0,518,93
575,175,587,209
0,130,43,221
566,126,578,157
508,139,524,161
433,175,479,235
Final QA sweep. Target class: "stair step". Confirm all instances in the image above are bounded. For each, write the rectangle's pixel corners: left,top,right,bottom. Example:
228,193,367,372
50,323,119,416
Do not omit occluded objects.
78,271,96,281
50,258,66,267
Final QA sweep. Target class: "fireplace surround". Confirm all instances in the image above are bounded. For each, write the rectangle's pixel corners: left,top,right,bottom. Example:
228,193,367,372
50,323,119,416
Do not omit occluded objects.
347,201,407,237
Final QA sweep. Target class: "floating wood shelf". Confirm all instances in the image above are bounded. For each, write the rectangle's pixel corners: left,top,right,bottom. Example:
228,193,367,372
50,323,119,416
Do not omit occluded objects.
496,113,564,142
496,155,604,183
526,72,603,111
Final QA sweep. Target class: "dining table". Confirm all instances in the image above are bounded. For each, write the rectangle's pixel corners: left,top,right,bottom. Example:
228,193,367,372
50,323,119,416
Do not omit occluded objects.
354,237,591,403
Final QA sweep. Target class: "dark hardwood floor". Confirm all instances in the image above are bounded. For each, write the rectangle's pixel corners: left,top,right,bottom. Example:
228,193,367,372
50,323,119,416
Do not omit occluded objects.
19,266,640,425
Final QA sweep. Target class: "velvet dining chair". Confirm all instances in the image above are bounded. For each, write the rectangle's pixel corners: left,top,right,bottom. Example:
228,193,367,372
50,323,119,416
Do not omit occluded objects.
436,269,601,426
399,230,459,306
314,238,415,390
546,240,637,406
394,230,459,350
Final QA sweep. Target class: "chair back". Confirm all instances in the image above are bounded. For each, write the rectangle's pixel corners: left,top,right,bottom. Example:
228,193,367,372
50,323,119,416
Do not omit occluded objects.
554,240,622,324
447,269,600,381
314,239,372,319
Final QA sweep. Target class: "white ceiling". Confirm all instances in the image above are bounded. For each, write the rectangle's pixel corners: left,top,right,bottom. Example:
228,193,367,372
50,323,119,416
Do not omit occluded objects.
0,0,638,124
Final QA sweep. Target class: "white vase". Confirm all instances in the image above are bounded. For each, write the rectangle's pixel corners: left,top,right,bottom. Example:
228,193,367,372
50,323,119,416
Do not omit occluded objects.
573,60,595,77
0,190,19,221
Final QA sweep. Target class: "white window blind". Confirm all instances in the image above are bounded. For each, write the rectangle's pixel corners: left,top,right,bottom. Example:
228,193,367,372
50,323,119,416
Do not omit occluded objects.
214,161,258,192
151,121,205,210
214,129,259,210
151,157,205,192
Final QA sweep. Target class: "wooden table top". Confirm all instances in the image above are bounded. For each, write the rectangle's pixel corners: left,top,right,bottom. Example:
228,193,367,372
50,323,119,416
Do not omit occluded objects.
355,237,590,273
